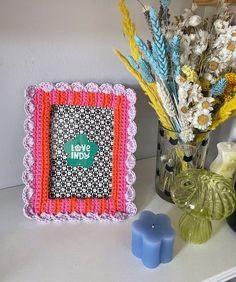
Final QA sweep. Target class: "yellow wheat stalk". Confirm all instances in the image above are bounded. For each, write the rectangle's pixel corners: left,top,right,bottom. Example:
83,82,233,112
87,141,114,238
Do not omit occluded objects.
118,0,142,62
211,94,236,130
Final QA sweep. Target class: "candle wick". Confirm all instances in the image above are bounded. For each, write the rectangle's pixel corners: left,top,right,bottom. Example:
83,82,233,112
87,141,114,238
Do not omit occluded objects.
152,224,155,229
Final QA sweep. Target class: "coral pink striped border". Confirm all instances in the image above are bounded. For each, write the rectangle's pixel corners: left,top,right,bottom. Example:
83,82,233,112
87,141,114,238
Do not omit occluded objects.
22,82,137,222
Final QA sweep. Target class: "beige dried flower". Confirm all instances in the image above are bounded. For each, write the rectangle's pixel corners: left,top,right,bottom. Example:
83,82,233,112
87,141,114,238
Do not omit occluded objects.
214,19,229,34
188,15,202,27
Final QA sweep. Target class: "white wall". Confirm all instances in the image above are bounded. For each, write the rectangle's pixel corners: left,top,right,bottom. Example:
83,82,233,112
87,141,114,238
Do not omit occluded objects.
0,0,234,189
0,0,194,188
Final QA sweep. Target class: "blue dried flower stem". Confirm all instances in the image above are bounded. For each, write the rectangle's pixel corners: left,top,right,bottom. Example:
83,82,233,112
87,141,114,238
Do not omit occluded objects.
133,37,180,132
134,7,181,131
151,41,162,73
134,36,160,77
149,7,169,81
169,35,181,103
138,57,154,83
126,55,139,70
160,0,171,8
210,78,227,97
126,55,154,83
170,35,181,78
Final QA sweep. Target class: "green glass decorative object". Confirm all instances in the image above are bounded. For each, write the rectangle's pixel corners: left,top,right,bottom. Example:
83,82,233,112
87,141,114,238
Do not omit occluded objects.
171,169,236,244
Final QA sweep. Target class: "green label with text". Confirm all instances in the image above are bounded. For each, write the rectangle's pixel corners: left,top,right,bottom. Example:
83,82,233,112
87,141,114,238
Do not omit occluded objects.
64,134,98,168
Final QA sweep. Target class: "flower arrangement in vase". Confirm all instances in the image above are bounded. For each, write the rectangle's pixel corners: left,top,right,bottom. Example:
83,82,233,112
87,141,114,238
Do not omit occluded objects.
115,0,236,201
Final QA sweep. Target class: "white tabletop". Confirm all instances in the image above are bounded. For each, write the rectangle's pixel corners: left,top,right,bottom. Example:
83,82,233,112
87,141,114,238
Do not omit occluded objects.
0,158,235,282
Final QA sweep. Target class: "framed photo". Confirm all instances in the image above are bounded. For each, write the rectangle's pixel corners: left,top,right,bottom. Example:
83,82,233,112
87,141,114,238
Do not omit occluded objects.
194,0,236,5
22,82,137,222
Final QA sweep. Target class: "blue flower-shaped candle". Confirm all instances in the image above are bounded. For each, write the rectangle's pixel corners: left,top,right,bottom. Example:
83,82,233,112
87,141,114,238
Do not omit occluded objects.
132,211,176,268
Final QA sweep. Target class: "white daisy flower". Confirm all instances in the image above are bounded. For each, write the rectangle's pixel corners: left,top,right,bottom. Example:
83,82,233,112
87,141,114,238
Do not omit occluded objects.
177,80,192,101
188,84,203,103
180,127,195,143
229,26,236,42
231,35,236,42
207,57,227,76
214,19,229,34
197,97,215,112
192,109,212,131
226,41,236,56
219,45,235,62
178,88,188,104
179,106,194,126
208,57,220,71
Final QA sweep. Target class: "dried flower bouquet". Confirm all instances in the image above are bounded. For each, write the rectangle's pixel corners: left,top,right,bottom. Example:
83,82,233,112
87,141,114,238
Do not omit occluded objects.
115,0,236,144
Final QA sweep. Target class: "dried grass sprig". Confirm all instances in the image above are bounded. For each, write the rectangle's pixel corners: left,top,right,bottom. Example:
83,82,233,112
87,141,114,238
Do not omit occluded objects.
158,3,171,27
156,80,176,118
118,0,142,61
142,7,155,39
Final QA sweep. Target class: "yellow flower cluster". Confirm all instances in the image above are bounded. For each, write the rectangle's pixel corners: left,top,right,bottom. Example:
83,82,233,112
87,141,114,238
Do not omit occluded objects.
221,72,236,102
224,72,236,94
225,73,236,85
182,66,199,83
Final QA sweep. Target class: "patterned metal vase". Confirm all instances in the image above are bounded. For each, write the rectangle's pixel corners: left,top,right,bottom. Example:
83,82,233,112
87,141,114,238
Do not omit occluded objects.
155,124,210,203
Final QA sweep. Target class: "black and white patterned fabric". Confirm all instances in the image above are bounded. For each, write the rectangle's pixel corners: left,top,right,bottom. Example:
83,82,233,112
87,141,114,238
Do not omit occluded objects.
49,105,114,199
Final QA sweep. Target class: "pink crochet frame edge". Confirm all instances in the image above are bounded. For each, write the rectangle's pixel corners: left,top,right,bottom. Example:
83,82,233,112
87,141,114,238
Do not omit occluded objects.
22,82,137,222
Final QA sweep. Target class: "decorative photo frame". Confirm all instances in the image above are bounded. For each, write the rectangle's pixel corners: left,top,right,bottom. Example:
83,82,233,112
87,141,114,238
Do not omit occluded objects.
22,82,137,222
